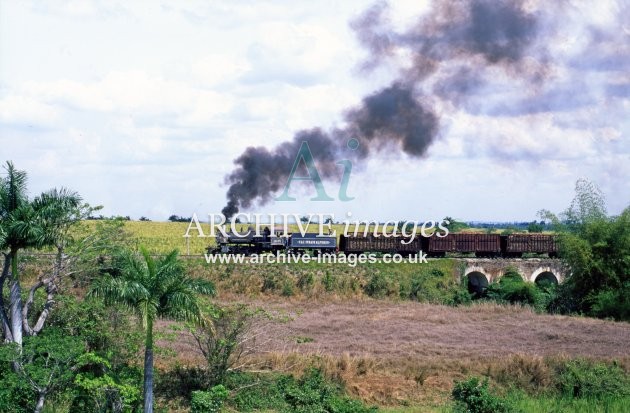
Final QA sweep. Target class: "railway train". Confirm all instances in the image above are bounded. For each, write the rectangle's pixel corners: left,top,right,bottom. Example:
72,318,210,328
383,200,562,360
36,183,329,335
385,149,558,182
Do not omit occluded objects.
209,229,558,258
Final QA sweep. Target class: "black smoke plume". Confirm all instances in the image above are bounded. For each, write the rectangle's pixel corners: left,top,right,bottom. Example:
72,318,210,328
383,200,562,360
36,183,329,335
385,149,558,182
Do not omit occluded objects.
222,83,437,217
222,0,552,218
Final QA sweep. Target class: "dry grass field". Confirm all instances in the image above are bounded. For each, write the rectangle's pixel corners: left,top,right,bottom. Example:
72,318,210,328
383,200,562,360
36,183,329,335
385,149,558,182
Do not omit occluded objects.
157,299,630,406
250,299,630,360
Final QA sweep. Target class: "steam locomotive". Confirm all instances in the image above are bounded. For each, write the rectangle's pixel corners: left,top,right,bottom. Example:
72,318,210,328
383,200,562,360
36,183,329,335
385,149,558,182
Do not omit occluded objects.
208,229,557,258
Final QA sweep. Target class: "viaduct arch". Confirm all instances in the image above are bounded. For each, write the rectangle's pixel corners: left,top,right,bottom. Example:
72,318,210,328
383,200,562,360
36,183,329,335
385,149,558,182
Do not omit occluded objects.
459,258,566,292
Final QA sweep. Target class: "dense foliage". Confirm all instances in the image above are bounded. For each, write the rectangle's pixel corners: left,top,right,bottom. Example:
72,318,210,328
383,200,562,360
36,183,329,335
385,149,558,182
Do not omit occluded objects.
540,179,630,320
452,358,630,413
452,377,510,413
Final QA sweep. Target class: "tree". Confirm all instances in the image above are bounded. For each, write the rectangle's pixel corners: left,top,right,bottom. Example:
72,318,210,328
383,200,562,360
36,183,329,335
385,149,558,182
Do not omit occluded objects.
441,216,469,233
0,162,82,347
527,221,544,233
0,329,85,413
168,215,191,223
90,247,216,413
189,304,274,386
539,179,630,319
564,178,607,229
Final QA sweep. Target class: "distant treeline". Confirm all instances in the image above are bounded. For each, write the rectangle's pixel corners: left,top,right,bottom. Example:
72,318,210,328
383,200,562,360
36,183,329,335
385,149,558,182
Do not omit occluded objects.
466,221,551,230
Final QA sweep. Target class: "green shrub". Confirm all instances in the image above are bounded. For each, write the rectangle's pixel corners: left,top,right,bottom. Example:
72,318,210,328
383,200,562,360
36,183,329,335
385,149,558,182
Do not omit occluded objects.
364,272,389,298
297,271,314,292
187,304,263,388
328,397,378,413
261,273,278,292
281,279,294,296
227,372,286,411
589,284,630,321
452,377,511,413
486,268,542,307
279,368,376,413
191,385,229,413
407,267,459,304
227,369,375,412
556,359,630,399
155,366,212,399
447,285,473,306
322,271,336,292
409,273,426,300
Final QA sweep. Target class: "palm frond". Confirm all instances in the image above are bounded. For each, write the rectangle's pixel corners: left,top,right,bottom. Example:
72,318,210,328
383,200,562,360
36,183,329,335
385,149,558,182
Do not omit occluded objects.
32,187,82,212
155,249,183,289
0,161,28,214
31,188,82,235
139,246,155,272
159,290,203,323
4,204,47,249
185,277,216,296
89,276,151,308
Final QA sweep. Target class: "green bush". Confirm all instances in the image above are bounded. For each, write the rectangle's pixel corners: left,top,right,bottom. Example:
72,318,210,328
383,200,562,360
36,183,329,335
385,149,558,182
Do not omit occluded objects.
589,284,630,321
155,366,213,399
447,285,473,306
227,369,375,413
182,304,264,391
364,272,390,298
486,268,545,308
297,271,315,292
279,368,376,413
409,273,426,300
281,279,295,296
452,377,511,413
227,372,286,411
261,272,279,292
322,271,336,292
405,267,463,304
556,359,630,399
191,385,229,413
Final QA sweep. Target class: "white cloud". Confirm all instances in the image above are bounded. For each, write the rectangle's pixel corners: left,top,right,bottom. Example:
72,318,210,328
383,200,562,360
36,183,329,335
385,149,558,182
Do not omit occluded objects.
23,71,233,120
191,55,250,87
0,0,628,220
0,95,59,125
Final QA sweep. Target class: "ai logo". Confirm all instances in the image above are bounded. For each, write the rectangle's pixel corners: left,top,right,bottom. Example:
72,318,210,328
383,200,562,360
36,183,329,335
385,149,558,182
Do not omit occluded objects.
275,139,358,202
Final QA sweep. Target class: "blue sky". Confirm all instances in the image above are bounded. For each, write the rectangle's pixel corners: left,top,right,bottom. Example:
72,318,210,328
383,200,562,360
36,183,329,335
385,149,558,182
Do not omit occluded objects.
1,0,628,222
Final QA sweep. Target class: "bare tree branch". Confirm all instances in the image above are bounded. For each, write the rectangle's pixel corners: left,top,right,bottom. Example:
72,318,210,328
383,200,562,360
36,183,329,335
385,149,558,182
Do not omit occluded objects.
0,253,14,342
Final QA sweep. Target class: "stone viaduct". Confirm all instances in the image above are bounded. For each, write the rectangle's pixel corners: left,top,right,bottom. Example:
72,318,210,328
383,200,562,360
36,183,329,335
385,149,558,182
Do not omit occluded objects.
455,258,567,293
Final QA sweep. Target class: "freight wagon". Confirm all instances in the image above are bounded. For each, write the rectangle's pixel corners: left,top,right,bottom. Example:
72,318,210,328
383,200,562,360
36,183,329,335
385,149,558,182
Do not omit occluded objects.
338,234,422,254
503,234,558,257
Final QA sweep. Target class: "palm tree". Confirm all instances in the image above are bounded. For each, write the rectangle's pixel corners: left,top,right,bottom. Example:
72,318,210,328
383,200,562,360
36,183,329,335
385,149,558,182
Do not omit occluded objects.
90,247,215,413
0,162,29,344
0,161,81,346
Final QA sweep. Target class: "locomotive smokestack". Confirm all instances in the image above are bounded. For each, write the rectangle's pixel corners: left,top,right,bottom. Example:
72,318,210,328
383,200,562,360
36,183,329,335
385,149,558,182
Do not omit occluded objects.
221,0,560,217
